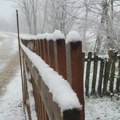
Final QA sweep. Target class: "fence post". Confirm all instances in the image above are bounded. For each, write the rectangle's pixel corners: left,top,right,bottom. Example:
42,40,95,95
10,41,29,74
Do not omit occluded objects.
41,40,45,60
82,52,85,76
91,53,98,95
116,57,120,92
54,39,67,80
103,59,111,95
109,51,117,93
85,52,92,97
48,40,56,70
97,58,105,96
43,39,49,64
66,40,84,120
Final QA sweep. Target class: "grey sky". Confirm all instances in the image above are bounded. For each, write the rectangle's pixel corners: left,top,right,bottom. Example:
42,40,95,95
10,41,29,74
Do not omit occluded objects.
0,0,16,20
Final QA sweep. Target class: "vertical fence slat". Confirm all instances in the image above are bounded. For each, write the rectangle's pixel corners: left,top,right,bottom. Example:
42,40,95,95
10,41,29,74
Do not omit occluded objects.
85,52,92,97
82,52,85,76
91,53,98,95
97,59,105,96
109,52,117,93
103,60,111,95
54,39,67,79
48,40,56,69
41,40,45,60
44,40,49,64
116,58,120,92
66,41,84,120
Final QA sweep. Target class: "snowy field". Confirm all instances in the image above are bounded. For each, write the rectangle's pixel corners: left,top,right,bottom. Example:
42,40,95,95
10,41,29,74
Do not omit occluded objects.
0,32,120,120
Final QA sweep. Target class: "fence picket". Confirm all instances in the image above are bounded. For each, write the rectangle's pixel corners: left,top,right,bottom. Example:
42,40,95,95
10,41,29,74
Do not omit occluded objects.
116,58,120,92
97,59,105,96
54,39,67,79
109,52,117,93
82,52,85,75
103,60,111,95
91,53,98,95
43,40,49,64
48,40,56,70
85,52,92,97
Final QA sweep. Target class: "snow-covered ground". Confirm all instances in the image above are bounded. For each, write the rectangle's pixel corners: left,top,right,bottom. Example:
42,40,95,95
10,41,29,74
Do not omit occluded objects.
0,32,120,120
0,33,25,120
0,72,25,120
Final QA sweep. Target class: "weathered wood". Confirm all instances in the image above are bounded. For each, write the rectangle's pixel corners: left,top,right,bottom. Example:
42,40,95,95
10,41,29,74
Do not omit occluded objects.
23,51,81,120
54,39,67,79
43,40,49,64
38,40,42,56
82,52,85,76
116,59,120,92
97,59,105,96
85,52,92,97
48,40,56,70
109,52,117,93
103,59,111,95
66,41,84,120
91,53,98,95
41,40,45,60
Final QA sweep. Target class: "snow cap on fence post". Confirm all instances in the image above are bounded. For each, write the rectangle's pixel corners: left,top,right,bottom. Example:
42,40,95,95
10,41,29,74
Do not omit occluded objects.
46,33,55,41
53,30,65,40
53,30,67,79
66,31,81,44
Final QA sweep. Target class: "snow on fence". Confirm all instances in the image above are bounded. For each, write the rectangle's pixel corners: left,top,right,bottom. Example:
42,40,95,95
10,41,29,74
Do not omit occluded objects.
20,30,85,120
83,50,120,97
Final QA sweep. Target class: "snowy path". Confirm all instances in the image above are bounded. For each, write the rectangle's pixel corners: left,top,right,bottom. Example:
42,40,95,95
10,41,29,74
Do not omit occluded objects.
0,72,25,120
0,34,19,94
0,33,25,120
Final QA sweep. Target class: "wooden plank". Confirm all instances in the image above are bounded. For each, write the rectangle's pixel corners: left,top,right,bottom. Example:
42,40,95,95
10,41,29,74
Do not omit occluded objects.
41,40,45,60
54,39,67,79
48,40,56,70
43,40,49,64
66,41,84,120
109,52,117,93
116,59,120,92
97,59,105,96
103,60,111,95
85,52,92,97
91,54,98,95
82,52,85,76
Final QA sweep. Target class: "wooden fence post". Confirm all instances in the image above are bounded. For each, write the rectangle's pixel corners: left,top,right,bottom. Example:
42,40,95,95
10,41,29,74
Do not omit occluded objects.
43,39,49,64
38,39,42,56
82,52,85,76
109,51,117,93
103,59,111,95
54,39,67,79
116,58,120,92
48,40,56,70
97,58,105,96
66,41,84,120
85,52,92,96
91,53,98,95
41,40,45,60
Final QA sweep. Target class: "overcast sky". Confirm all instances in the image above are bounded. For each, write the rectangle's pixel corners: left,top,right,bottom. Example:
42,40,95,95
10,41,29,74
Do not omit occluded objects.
0,0,16,20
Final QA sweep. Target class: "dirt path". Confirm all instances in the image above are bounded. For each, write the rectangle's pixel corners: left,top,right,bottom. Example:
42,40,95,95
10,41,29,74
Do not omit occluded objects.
0,34,20,95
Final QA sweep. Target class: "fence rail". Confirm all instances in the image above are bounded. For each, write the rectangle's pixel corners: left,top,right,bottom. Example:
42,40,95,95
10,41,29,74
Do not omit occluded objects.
20,31,84,120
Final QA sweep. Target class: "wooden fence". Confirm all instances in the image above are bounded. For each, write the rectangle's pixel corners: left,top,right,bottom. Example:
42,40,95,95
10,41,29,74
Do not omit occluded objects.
83,51,120,97
20,34,85,120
